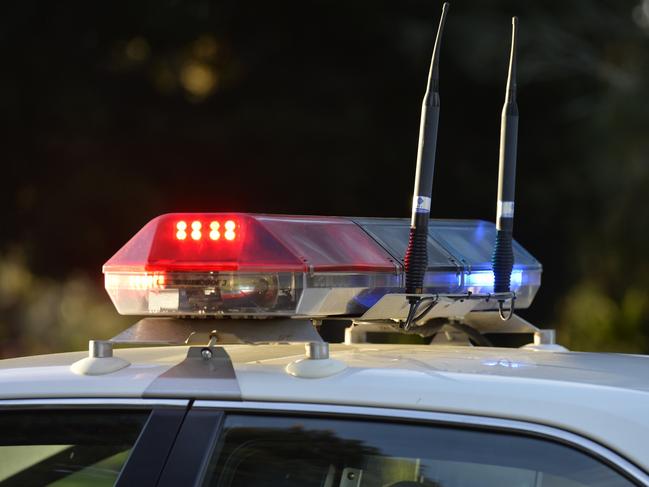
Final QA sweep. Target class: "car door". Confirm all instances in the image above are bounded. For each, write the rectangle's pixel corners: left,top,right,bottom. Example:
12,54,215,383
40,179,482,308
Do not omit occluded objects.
0,398,188,487
157,401,649,487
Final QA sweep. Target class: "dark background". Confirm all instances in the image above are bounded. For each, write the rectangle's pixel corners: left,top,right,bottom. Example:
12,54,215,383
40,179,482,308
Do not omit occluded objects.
2,0,649,356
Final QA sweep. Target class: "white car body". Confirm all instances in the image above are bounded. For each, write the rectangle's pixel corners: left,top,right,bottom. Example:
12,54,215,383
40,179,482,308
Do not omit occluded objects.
1,342,648,482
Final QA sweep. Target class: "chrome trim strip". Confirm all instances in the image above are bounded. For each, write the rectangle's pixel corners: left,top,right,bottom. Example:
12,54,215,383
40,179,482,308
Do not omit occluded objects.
0,398,189,408
194,400,649,484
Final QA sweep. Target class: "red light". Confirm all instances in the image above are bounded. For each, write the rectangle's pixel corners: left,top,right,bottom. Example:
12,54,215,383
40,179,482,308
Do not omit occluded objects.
223,219,237,241
176,220,239,242
103,213,396,273
209,221,220,240
175,221,188,240
190,221,201,240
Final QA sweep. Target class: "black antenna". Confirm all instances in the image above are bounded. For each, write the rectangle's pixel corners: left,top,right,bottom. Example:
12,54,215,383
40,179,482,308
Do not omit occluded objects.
403,2,449,327
492,16,519,319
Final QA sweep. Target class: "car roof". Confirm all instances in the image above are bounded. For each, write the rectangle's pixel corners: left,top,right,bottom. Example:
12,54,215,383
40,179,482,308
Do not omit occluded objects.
2,344,649,469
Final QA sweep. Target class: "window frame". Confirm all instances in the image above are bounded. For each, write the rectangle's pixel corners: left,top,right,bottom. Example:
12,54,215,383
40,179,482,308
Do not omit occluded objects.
160,400,649,487
0,398,189,487
12,399,642,486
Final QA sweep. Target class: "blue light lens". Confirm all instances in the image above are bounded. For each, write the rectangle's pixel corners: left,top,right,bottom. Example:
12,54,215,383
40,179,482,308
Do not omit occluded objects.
465,269,523,290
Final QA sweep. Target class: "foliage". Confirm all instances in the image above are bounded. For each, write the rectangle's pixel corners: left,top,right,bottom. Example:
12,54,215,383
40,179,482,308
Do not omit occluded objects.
0,253,130,357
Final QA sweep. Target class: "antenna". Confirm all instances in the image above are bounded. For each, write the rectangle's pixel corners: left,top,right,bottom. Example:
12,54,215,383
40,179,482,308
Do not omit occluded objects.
403,2,450,328
492,16,519,319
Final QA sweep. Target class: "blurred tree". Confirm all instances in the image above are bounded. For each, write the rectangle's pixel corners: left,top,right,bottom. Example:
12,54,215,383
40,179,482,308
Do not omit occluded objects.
0,253,131,357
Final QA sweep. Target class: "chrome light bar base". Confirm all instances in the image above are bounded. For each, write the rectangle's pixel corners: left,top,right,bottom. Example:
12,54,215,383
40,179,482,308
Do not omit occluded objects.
359,292,516,323
110,317,324,345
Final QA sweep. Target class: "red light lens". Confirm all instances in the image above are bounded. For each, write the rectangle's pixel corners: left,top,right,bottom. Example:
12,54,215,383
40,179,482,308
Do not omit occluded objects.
103,213,396,273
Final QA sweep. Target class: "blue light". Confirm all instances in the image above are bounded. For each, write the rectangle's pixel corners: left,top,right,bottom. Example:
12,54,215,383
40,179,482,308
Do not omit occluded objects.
465,270,523,289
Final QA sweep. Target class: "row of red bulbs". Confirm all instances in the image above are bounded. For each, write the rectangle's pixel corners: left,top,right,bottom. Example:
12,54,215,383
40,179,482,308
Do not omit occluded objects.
175,220,237,241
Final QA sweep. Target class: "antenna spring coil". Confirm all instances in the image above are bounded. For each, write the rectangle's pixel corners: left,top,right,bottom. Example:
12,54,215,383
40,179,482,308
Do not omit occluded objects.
404,226,428,294
492,229,514,293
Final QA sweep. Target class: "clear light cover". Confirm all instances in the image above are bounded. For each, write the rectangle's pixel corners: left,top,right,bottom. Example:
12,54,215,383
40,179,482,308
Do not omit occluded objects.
104,214,542,317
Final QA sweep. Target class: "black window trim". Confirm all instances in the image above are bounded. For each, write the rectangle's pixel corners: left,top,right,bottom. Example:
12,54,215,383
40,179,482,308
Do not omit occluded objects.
191,400,649,486
156,407,225,487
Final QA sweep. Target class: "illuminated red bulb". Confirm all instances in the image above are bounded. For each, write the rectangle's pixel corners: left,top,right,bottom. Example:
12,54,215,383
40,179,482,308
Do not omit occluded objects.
175,221,188,240
208,221,220,240
189,221,202,240
224,220,236,240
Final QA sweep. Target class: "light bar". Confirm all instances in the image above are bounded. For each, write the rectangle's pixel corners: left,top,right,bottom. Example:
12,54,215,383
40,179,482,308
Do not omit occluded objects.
103,213,542,317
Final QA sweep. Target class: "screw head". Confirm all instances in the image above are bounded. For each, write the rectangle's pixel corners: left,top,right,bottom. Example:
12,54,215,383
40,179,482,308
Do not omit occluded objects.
201,348,213,360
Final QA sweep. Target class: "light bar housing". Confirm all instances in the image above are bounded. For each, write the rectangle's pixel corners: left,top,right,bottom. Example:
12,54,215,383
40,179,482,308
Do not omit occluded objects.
103,213,541,317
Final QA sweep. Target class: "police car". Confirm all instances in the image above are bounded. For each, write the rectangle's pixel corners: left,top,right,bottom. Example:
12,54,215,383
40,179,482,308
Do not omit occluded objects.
1,212,648,487
2,6,648,487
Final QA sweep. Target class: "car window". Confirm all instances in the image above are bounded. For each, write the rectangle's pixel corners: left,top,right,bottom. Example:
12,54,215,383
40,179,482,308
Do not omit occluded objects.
201,414,635,487
0,409,149,486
